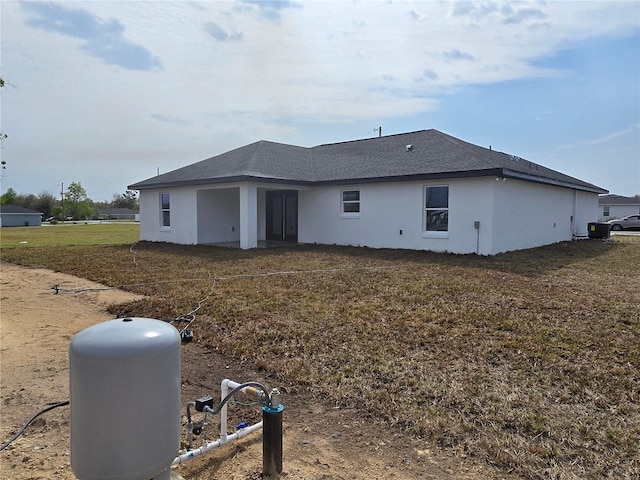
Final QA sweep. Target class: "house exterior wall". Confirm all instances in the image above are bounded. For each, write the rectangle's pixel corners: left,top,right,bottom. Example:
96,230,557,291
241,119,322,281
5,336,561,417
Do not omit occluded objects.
139,178,600,254
257,188,266,241
598,204,640,221
196,188,240,244
139,187,198,244
573,190,600,237
0,214,42,227
299,178,600,255
491,180,598,254
298,178,496,254
140,182,275,245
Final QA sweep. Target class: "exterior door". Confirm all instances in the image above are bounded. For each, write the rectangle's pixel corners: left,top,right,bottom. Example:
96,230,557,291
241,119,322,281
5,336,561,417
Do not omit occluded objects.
266,190,298,241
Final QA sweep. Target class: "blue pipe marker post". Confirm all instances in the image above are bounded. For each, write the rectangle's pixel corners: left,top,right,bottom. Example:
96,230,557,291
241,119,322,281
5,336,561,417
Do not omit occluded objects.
262,389,284,478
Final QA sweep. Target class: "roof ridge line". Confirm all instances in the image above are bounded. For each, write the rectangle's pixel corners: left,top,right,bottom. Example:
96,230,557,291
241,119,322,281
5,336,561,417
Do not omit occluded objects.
432,130,500,170
313,129,433,148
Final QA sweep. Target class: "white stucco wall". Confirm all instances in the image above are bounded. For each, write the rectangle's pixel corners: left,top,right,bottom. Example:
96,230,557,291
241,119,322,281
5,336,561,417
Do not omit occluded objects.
140,182,281,245
139,187,198,244
299,178,601,255
139,177,601,254
574,190,600,237
599,204,640,221
491,180,599,254
196,188,240,244
298,178,496,254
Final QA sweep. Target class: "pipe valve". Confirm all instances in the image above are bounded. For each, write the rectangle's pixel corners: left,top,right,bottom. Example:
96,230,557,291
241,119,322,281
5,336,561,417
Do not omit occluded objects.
268,388,282,409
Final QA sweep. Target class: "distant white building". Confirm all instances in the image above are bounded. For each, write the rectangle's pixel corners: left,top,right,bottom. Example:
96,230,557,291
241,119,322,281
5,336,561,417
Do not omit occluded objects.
97,208,139,220
598,194,640,221
129,129,607,255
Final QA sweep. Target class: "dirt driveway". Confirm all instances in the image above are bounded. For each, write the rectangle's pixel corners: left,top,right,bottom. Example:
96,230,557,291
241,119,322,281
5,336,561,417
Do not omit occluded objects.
0,263,494,480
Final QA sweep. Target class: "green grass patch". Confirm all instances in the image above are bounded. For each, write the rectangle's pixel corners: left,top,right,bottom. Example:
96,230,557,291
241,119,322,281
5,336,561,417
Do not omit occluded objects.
1,235,639,479
0,223,139,248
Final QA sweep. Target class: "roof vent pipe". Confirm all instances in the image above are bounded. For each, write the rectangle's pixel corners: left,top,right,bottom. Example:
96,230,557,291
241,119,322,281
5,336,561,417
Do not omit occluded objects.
406,144,413,152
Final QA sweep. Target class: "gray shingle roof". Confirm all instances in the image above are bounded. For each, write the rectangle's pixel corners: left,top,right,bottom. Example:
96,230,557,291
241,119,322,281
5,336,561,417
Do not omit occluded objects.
0,204,43,215
598,194,640,205
129,129,606,193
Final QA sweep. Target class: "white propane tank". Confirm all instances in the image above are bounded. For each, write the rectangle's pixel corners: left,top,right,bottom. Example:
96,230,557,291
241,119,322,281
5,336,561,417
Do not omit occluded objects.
69,318,181,480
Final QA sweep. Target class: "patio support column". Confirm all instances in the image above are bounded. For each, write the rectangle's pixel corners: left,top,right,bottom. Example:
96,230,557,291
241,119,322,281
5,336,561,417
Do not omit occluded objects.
239,183,258,249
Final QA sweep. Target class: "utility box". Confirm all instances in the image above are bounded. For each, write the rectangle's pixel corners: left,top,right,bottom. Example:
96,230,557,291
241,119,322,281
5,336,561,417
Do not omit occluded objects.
588,222,610,239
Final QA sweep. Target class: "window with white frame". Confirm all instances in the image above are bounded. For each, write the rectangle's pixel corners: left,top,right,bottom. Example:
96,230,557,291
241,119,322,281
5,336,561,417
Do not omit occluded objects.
341,190,360,215
603,206,610,217
424,185,448,232
161,193,171,228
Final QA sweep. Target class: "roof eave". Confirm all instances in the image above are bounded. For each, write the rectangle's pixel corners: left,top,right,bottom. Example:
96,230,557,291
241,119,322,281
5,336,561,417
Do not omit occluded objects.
129,174,314,190
502,169,608,194
129,169,608,194
313,169,505,186
1,212,44,215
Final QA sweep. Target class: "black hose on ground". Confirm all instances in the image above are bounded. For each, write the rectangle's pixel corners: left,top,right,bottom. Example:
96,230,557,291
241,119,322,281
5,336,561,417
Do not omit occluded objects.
0,401,70,452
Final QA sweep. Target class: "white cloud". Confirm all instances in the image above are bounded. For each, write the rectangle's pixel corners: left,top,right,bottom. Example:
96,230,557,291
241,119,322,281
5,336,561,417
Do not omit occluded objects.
558,124,640,150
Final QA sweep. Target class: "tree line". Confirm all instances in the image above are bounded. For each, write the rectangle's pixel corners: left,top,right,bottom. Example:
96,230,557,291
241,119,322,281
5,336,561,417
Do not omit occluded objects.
0,182,139,221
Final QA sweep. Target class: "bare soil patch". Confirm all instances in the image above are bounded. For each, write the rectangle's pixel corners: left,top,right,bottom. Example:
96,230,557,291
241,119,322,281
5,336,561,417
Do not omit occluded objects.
0,263,491,480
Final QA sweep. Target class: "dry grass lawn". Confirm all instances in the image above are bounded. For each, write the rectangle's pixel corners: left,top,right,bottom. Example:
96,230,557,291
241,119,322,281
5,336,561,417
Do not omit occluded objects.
2,231,638,479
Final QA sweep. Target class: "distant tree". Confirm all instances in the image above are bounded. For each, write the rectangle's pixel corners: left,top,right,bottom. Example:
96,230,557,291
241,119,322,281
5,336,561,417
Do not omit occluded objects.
92,200,110,211
34,191,58,218
16,193,38,210
0,189,56,217
0,187,18,205
64,181,94,220
111,190,138,210
51,206,63,220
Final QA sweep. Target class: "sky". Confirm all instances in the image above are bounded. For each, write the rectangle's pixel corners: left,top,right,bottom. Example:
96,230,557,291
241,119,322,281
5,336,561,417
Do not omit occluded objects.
1,0,639,202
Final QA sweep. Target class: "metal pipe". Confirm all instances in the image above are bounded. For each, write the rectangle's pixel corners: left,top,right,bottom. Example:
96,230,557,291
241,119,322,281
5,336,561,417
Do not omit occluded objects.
222,379,267,401
185,401,196,449
262,398,284,478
